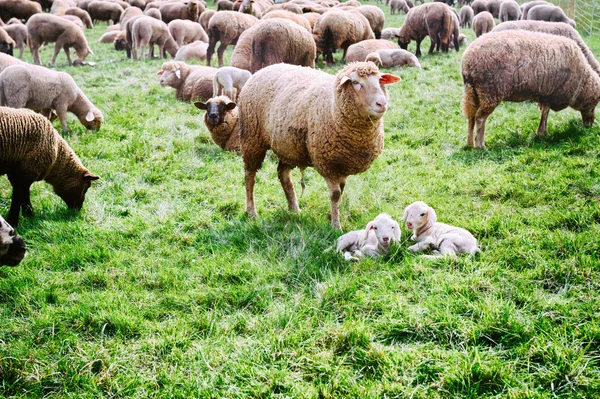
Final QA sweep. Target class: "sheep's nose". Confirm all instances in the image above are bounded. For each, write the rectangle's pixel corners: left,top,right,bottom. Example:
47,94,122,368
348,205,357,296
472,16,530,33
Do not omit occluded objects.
209,113,218,119
382,237,390,243
406,223,413,229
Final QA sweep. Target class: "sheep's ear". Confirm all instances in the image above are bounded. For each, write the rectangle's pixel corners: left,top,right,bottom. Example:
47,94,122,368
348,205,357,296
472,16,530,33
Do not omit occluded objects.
427,207,437,224
225,102,237,110
83,172,99,181
338,76,350,88
175,69,181,79
85,110,95,122
364,221,374,239
157,70,164,76
401,208,408,221
194,102,208,110
87,47,94,55
380,74,401,85
393,220,401,240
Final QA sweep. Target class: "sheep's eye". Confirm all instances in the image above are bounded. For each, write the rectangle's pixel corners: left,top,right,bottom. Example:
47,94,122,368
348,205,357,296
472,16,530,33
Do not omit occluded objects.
352,80,359,85
374,226,378,230
420,213,425,217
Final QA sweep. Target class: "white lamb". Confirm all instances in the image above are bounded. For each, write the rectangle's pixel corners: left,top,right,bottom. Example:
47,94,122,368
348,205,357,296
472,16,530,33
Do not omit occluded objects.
212,66,252,102
402,201,480,257
336,213,401,260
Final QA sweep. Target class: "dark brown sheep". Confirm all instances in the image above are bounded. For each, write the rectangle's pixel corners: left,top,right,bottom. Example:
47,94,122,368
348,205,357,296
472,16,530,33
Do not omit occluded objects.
0,0,41,22
318,10,374,64
471,0,485,14
398,2,454,57
206,11,257,67
65,7,94,28
87,0,124,24
159,1,201,24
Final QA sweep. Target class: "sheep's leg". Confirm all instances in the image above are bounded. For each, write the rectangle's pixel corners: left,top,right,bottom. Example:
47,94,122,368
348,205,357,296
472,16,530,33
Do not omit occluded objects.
217,43,227,68
474,106,495,149
277,161,299,213
206,38,217,66
55,106,69,131
50,42,62,66
140,41,147,61
63,45,72,66
325,178,343,230
18,45,23,59
245,170,258,218
7,174,33,226
428,36,436,54
467,115,476,147
415,39,422,57
536,104,550,135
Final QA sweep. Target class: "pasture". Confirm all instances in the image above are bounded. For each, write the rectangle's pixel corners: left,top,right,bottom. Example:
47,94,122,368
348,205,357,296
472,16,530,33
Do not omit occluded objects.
1,3,600,398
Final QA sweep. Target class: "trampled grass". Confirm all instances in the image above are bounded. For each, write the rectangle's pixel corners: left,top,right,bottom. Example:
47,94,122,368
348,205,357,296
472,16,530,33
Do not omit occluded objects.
0,4,599,398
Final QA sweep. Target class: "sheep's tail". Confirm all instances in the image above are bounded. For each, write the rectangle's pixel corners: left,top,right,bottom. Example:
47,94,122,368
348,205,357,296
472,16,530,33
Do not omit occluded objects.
461,73,478,118
299,167,306,197
322,25,336,58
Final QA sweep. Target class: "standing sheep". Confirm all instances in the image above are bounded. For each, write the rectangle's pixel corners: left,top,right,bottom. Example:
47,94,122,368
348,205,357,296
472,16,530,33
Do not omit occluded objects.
462,31,600,148
238,62,400,229
87,0,124,24
0,215,26,266
485,0,502,18
206,11,257,67
398,2,455,57
159,0,201,24
168,19,208,47
390,0,410,14
460,5,473,28
65,7,94,28
212,66,251,101
3,22,26,57
351,5,385,39
345,39,398,63
194,96,240,152
471,0,485,15
199,9,215,31
520,0,548,20
527,5,576,27
472,10,494,36
0,107,99,226
0,0,42,22
317,10,374,65
498,0,520,22
131,16,178,60
217,0,233,11
157,60,217,102
262,10,311,31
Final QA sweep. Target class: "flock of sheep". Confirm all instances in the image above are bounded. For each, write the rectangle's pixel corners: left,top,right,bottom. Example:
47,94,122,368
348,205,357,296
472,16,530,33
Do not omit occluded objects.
0,0,597,267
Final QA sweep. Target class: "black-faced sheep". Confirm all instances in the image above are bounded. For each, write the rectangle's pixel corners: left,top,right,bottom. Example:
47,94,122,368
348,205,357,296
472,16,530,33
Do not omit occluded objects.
238,62,400,229
0,26,14,55
345,39,398,63
462,31,600,148
527,5,576,27
0,215,26,266
0,106,99,226
158,60,217,101
194,95,240,151
472,10,494,36
398,2,455,57
206,11,257,67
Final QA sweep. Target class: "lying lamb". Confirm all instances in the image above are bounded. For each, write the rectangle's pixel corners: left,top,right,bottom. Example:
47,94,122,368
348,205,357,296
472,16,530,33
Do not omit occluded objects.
336,213,400,260
403,201,479,257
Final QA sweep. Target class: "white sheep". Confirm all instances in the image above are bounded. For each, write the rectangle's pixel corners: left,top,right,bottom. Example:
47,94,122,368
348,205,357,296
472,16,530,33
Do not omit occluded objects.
212,66,252,102
336,213,400,260
402,201,480,257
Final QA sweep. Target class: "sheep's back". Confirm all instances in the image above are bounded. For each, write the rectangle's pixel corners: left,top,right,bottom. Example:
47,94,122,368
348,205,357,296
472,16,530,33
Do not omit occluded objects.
182,65,217,101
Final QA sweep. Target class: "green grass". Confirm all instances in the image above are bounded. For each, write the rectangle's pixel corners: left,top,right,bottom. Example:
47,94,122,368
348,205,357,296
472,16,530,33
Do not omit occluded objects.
1,4,600,398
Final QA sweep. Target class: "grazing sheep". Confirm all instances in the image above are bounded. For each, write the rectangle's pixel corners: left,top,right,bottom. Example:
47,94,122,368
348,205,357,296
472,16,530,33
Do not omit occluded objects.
398,2,455,57
61,14,86,30
366,49,421,68
351,5,385,39
65,7,94,28
131,15,178,60
485,0,501,18
0,107,99,226
0,26,14,55
217,0,233,10
0,64,103,131
471,0,485,14
520,0,548,20
194,95,240,151
492,20,600,77
381,27,400,40
498,0,520,22
174,40,208,61
98,29,120,42
0,215,26,266
472,10,494,36
390,0,410,14
158,60,217,101
336,213,400,260
50,0,70,15
87,0,124,24
238,62,400,229
206,11,257,67
403,201,480,257
119,4,142,25
462,31,600,148
0,0,42,22
527,5,576,27
301,11,321,30
159,0,201,24
168,19,208,47
199,9,215,31
317,10,374,65
345,39,397,63
0,51,24,71
143,7,161,20
262,10,311,31
26,13,94,66
212,66,251,101
263,3,303,14
460,5,473,28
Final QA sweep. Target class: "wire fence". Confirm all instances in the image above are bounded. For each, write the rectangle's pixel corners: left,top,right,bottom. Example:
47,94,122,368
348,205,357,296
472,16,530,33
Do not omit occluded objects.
552,0,599,35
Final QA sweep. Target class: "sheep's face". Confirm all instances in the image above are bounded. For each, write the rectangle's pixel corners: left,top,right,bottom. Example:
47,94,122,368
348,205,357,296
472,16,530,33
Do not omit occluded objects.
0,217,25,267
402,201,436,232
366,213,401,247
81,109,103,130
239,0,253,13
195,98,237,126
55,172,99,211
0,41,13,56
365,53,382,66
339,70,400,117
158,68,180,87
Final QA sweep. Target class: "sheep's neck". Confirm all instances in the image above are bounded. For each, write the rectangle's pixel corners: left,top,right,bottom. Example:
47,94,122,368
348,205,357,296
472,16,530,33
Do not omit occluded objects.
335,97,382,144
45,139,82,185
415,222,433,238
68,92,91,120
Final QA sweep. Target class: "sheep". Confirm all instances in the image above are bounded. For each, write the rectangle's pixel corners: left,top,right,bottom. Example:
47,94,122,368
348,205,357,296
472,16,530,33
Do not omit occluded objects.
317,10,374,65
0,64,103,131
87,0,124,24
128,0,146,8
174,40,208,61
199,9,215,31
206,11,257,67
381,27,400,40
157,60,217,101
131,15,178,60
168,19,208,47
193,95,240,151
336,213,400,260
262,10,311,31
50,0,70,15
398,2,455,57
212,66,251,102
366,49,421,68
238,0,274,19
0,107,99,227
98,29,120,42
217,0,233,10
460,5,473,28
65,7,94,28
472,10,494,37
471,0,485,14
390,0,409,15
498,0,520,22
0,26,14,55
143,7,161,20
61,14,86,30
485,0,501,18
520,0,548,20
345,39,398,63
238,62,400,229
351,5,385,39
0,51,24,72
0,215,26,266
527,5,576,27
402,201,480,257
462,31,600,148
263,3,303,14
159,0,201,24
0,0,42,22
302,11,321,29
492,20,600,77
119,4,142,25
26,13,94,66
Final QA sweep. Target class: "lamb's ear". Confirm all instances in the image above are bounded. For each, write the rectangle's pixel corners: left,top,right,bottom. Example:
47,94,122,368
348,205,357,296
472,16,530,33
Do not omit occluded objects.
393,220,401,240
225,102,237,110
194,101,208,110
401,208,408,221
156,70,164,76
87,47,94,55
364,221,375,239
380,74,401,85
85,110,95,122
338,75,350,88
83,172,99,181
427,207,437,224
175,69,181,79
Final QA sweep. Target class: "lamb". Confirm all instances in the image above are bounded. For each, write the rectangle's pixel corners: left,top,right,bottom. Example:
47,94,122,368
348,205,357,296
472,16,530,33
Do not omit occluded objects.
87,0,124,24
65,7,94,28
0,51,24,72
168,19,208,47
403,201,480,257
0,215,26,266
462,30,600,148
217,0,233,10
199,9,215,31
398,2,455,57
472,10,494,36
174,40,208,61
520,0,548,20
26,13,94,66
212,66,251,101
366,49,421,68
131,16,178,60
317,10,374,65
0,64,103,131
206,11,257,67
335,213,400,260
460,5,473,28
262,10,311,31
527,5,576,27
0,0,42,22
492,20,600,77
159,0,201,24
0,107,99,227
498,0,520,22
345,39,398,63
238,62,400,229
158,60,217,101
0,26,14,55
390,0,410,14
194,95,240,151
381,27,400,40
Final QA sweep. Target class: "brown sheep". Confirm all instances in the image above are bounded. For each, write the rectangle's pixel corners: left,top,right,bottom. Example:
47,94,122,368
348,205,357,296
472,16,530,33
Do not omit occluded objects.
61,14,86,30
472,11,494,37
0,26,14,55
262,10,311,31
98,29,120,42
471,0,485,14
50,0,70,15
217,0,233,10
144,7,161,19
199,9,215,31
390,0,410,15
485,0,501,18
168,19,208,47
194,96,240,152
159,1,201,24
345,39,397,63
87,0,124,24
174,40,208,61
157,60,217,101
351,5,385,39
206,11,257,67
0,0,42,22
460,5,473,28
26,13,93,66
462,31,600,148
527,5,576,27
0,52,24,71
498,0,520,22
238,0,274,19
119,4,142,25
398,2,454,57
65,7,94,28
302,11,321,29
264,3,303,14
131,15,178,60
318,10,374,65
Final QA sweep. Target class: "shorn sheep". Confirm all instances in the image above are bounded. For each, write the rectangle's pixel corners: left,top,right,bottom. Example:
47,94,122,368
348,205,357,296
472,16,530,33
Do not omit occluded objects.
238,62,400,229
462,30,600,148
403,201,480,257
212,66,251,102
0,107,99,226
336,213,400,260
194,95,240,152
0,215,26,266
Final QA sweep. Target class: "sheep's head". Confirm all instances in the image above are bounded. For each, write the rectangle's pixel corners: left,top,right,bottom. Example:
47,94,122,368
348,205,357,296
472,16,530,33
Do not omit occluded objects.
75,45,94,63
157,62,183,87
54,171,99,211
365,52,382,66
239,0,253,13
80,108,103,130
336,62,400,118
0,217,25,267
195,96,237,127
365,213,400,247
402,201,437,233
188,0,200,20
114,31,129,52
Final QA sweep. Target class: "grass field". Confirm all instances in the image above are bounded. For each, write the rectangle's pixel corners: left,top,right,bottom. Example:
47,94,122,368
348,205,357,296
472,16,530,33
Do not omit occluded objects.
1,4,600,398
